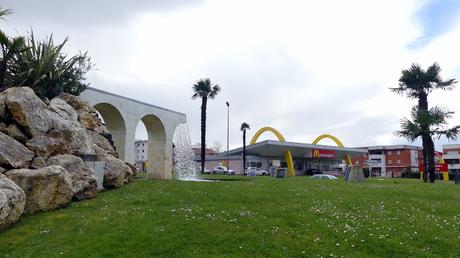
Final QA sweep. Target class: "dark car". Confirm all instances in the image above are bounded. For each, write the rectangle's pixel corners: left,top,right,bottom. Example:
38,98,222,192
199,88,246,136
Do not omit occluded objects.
306,168,322,176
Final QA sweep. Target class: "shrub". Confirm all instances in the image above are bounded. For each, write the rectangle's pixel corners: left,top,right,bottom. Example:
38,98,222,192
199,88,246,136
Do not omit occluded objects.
5,32,93,100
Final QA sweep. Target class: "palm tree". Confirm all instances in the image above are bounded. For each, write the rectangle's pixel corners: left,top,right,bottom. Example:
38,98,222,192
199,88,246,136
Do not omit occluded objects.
240,122,250,174
391,63,458,182
191,78,221,173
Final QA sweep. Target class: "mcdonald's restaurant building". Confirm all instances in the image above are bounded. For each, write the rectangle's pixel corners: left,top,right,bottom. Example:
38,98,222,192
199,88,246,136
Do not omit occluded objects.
200,139,367,176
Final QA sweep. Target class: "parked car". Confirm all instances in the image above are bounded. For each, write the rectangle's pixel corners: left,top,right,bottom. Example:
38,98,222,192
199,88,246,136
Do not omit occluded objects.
244,167,269,176
212,166,234,175
310,174,338,180
306,168,322,176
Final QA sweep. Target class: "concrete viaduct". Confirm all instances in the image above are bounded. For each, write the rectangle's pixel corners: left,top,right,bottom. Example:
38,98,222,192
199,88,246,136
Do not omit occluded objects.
80,87,186,179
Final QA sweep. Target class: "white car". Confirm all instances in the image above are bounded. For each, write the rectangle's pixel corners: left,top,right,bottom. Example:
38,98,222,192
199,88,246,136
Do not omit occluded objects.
310,174,338,180
245,167,269,176
212,166,235,175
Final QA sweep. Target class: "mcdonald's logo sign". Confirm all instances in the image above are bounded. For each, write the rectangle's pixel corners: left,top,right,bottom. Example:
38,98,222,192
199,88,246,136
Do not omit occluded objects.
312,149,336,159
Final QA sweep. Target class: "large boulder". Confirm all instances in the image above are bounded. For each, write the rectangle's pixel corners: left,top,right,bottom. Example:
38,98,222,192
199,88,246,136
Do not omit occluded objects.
87,130,118,158
0,132,34,169
103,156,132,188
4,87,54,137
4,87,94,159
49,97,79,122
47,155,97,200
58,94,109,135
0,174,26,229
25,115,95,159
5,166,73,214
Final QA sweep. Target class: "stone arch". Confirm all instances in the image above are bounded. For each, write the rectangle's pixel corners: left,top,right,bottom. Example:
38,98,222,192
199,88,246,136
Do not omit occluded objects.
93,103,127,160
312,134,352,165
140,114,170,179
250,127,295,176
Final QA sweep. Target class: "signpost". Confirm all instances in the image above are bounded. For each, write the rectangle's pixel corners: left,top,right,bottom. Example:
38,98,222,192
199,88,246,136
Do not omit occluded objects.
275,168,287,179
418,156,449,182
364,159,380,178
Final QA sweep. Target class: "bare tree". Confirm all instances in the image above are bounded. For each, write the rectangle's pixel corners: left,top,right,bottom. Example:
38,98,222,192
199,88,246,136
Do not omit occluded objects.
212,140,223,153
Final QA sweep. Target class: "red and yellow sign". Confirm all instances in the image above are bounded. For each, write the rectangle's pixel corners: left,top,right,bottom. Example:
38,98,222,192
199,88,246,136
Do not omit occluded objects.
418,152,449,182
312,149,336,159
418,163,448,172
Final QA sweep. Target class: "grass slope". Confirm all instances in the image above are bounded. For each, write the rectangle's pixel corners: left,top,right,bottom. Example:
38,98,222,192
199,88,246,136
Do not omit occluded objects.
1,176,460,257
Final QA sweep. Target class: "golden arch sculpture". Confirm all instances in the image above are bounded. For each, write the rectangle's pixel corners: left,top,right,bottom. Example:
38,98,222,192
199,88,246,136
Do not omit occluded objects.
312,134,352,166
250,127,295,176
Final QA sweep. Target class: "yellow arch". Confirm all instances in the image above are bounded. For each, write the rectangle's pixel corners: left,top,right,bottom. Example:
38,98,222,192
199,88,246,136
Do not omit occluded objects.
250,127,295,176
250,127,286,144
312,134,352,166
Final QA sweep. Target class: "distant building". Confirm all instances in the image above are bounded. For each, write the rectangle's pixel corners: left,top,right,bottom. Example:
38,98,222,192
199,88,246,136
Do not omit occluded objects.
195,140,365,175
135,140,148,171
192,147,218,159
443,144,460,174
352,145,423,177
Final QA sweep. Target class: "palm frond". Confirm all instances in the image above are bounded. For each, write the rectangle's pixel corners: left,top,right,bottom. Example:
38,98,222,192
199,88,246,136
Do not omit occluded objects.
394,117,421,142
0,7,12,20
240,122,250,131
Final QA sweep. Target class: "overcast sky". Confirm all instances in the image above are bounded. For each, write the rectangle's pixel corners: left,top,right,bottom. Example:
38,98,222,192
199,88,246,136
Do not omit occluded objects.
2,0,460,150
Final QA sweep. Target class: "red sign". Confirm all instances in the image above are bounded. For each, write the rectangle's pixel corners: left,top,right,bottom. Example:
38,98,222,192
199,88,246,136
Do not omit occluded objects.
312,149,336,159
418,163,448,172
435,151,444,158
436,163,448,172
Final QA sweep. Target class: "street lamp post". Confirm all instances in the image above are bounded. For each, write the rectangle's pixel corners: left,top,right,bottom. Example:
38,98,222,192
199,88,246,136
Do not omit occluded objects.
226,101,230,173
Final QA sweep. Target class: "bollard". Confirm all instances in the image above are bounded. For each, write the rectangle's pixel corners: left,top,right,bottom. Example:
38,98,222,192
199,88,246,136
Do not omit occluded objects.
443,172,449,182
455,173,460,185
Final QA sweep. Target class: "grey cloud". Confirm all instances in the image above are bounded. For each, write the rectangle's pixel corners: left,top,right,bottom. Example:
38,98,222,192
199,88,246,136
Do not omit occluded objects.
2,0,203,26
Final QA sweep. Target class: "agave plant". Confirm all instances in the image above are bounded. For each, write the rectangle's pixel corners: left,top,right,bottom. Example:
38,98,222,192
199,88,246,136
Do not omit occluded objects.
0,31,26,89
6,32,93,100
0,7,26,90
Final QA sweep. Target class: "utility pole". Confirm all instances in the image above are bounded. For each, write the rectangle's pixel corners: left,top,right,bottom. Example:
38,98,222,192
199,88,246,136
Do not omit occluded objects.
226,101,230,173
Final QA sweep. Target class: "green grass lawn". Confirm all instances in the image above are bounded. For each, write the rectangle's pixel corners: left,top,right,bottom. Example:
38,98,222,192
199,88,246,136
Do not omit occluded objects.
1,176,460,257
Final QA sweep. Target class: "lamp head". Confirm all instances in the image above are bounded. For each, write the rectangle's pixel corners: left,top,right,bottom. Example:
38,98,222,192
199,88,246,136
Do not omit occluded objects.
226,101,230,107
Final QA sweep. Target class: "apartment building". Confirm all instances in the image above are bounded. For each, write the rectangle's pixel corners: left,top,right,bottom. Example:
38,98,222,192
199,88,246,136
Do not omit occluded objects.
443,144,460,174
352,145,423,177
135,140,148,170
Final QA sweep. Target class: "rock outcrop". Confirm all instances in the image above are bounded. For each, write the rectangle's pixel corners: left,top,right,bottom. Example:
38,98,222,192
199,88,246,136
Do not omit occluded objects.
5,166,74,214
47,155,97,200
49,97,79,122
103,156,132,188
87,130,118,158
57,93,109,135
0,132,34,169
4,87,54,137
0,174,26,229
0,87,134,229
